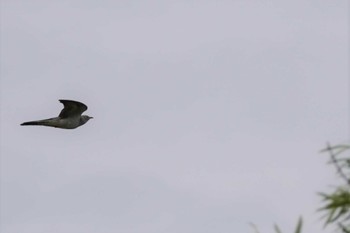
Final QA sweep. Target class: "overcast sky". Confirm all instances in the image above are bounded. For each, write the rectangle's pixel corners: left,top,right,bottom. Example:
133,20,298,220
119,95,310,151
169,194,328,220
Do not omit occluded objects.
1,1,348,233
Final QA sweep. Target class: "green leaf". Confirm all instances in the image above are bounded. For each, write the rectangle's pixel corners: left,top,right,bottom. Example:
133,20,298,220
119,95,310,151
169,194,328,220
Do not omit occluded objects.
294,217,303,233
273,224,282,233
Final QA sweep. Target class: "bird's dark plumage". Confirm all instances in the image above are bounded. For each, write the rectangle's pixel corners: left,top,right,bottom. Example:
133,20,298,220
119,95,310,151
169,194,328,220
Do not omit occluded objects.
58,99,88,118
20,99,92,129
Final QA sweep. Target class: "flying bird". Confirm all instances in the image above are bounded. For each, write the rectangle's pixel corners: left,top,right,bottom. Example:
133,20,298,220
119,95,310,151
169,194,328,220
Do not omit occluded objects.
21,99,93,129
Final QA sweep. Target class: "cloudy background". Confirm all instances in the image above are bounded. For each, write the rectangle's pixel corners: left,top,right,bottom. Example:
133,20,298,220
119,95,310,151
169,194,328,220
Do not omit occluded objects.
1,0,348,232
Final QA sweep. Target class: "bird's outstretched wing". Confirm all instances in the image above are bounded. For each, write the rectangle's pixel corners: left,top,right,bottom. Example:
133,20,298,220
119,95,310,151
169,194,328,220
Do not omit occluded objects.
58,100,88,118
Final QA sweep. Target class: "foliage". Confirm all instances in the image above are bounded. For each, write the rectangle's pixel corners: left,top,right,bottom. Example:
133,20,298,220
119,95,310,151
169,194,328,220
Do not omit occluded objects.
249,217,302,233
250,143,350,233
319,143,350,233
274,217,303,233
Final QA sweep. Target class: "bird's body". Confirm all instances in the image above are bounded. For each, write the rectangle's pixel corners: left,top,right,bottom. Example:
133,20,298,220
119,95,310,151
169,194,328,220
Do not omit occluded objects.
21,116,81,129
21,100,93,129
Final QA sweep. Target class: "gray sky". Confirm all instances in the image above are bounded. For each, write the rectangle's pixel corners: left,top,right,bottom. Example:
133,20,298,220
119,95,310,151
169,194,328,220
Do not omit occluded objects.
1,0,348,233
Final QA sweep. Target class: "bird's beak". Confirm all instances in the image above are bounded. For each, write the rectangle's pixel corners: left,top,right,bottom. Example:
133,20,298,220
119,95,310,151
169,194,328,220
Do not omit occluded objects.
90,117,94,119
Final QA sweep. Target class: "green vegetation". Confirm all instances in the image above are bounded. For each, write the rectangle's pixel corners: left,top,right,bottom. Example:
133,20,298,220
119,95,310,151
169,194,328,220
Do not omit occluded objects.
319,143,350,233
251,143,350,233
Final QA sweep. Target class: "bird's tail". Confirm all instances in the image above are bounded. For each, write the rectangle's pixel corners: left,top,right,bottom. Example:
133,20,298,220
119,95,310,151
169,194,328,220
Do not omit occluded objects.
21,121,44,126
20,118,57,127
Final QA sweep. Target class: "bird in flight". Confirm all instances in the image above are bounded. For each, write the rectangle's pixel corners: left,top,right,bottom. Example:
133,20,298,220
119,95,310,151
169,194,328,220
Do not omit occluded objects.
21,99,93,129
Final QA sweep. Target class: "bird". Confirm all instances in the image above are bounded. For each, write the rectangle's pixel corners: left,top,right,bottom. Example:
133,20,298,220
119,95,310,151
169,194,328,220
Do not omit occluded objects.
21,99,93,129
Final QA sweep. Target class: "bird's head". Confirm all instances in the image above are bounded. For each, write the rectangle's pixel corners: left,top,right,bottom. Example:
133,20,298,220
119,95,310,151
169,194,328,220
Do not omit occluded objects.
81,115,93,125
